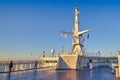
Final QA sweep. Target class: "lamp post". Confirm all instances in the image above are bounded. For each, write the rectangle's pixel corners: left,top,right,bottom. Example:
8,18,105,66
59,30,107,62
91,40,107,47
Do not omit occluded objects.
51,49,55,57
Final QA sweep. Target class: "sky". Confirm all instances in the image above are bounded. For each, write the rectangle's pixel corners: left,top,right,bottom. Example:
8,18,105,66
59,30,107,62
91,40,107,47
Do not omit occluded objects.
0,0,120,60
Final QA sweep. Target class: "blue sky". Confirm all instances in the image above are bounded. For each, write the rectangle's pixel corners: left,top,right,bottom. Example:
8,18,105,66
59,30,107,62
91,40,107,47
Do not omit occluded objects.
0,0,120,60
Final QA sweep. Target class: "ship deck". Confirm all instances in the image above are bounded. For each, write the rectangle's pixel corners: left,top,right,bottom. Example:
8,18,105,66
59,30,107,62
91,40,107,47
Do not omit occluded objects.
0,67,118,80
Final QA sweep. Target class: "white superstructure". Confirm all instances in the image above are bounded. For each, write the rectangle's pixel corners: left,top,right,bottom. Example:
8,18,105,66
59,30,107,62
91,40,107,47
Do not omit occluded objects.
40,6,118,70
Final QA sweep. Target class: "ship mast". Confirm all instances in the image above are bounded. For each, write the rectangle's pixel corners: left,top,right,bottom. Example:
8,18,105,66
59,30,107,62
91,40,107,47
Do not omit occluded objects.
59,6,90,56
72,6,90,55
72,6,81,55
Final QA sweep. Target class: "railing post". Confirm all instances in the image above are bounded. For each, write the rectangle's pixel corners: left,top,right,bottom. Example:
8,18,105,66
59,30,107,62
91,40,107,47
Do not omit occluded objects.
38,63,40,68
4,65,7,72
24,64,26,70
30,63,32,69
20,64,24,70
16,64,19,70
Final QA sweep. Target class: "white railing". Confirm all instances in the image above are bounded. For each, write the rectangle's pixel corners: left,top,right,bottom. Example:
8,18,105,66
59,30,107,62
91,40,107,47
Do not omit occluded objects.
92,62,112,69
0,60,42,73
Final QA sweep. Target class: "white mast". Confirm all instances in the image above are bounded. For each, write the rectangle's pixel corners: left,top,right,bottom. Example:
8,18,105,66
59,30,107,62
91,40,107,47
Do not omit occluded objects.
72,6,90,55
59,6,90,56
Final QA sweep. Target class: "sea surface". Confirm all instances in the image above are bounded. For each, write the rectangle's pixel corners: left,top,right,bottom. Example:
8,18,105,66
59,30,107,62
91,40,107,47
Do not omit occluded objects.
0,67,117,80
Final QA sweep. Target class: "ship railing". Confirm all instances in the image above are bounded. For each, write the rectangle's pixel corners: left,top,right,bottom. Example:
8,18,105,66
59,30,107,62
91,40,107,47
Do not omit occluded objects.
0,60,42,73
92,62,112,69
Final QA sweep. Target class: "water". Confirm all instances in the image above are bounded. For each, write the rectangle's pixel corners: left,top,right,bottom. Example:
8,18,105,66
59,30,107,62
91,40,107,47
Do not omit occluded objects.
0,67,117,80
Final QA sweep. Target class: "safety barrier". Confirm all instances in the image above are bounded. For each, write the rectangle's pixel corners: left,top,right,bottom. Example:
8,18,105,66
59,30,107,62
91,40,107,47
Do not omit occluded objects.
0,61,42,73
